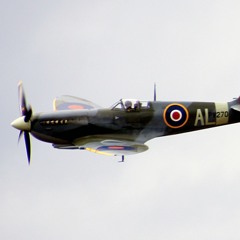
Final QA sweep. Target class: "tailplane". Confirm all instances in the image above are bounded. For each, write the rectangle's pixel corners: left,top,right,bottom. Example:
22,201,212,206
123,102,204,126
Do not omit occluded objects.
230,97,240,112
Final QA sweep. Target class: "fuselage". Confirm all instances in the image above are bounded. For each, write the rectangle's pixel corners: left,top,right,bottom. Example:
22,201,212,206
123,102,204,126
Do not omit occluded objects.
30,99,240,148
12,82,240,161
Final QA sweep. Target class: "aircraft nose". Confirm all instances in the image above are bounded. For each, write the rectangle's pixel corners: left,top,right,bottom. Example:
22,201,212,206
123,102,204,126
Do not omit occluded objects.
11,116,31,131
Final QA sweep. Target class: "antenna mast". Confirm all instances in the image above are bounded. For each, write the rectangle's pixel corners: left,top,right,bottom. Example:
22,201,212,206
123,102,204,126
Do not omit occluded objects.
154,83,157,101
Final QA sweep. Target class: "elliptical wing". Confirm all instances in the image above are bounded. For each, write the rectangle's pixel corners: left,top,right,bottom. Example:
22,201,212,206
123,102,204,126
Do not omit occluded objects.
53,95,101,111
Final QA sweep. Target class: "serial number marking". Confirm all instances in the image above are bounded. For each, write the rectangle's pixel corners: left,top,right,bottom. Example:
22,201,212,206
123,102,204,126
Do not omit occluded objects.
194,108,229,127
216,111,229,118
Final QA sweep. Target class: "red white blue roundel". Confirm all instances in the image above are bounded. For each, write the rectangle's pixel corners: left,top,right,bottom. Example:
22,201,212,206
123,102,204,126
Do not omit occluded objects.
163,103,189,128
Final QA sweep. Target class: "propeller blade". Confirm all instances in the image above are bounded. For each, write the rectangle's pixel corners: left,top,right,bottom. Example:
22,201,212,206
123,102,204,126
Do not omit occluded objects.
18,131,23,143
18,81,33,122
24,106,32,122
24,131,31,165
18,81,28,116
14,82,33,164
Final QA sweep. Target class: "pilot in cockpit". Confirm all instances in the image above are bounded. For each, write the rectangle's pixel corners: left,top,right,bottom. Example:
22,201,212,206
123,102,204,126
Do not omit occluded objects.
134,101,140,111
125,100,132,111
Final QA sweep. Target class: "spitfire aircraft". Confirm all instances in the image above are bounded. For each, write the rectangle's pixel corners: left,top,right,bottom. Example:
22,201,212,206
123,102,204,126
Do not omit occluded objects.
11,82,240,164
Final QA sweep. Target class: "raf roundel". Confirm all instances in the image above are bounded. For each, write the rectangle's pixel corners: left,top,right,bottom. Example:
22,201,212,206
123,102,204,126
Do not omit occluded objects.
164,103,189,128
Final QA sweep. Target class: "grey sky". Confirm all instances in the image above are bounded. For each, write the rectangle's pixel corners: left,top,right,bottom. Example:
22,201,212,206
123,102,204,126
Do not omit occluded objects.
2,0,240,239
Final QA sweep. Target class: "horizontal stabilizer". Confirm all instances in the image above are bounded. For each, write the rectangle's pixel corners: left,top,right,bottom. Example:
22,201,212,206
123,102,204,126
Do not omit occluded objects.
231,104,240,112
53,95,101,111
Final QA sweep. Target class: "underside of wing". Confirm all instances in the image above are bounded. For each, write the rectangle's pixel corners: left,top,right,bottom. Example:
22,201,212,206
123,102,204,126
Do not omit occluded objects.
53,95,101,111
53,138,148,156
86,144,148,156
73,138,149,156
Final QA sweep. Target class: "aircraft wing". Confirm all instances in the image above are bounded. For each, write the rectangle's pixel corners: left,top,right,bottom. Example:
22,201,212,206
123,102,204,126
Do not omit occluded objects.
53,95,101,111
53,138,148,156
74,138,148,156
85,143,149,156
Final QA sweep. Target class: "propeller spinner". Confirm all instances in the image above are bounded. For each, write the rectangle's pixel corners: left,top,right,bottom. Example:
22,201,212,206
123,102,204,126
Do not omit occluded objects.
11,81,33,164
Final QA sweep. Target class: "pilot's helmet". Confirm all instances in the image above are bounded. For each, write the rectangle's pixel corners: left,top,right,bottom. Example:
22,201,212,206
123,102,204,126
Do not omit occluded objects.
134,101,140,109
125,101,132,109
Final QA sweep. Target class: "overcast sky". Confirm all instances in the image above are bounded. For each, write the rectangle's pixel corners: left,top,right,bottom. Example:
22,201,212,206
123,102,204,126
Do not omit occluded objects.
2,0,240,239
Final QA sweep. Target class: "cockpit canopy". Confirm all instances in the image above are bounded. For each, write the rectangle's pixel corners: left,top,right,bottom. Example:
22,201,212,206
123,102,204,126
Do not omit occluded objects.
111,99,150,112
